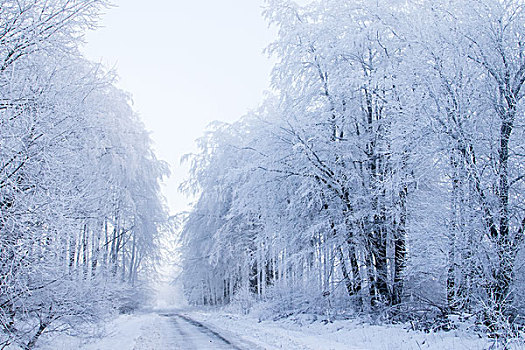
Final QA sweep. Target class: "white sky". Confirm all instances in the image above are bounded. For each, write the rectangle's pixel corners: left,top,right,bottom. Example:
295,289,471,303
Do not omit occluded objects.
82,1,279,215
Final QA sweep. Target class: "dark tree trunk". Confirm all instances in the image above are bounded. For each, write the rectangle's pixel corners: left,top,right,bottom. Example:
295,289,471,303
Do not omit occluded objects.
392,186,407,306
25,322,47,350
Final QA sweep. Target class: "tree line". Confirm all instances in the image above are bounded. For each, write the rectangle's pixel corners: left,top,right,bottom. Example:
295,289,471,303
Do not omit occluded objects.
180,0,525,338
0,1,168,348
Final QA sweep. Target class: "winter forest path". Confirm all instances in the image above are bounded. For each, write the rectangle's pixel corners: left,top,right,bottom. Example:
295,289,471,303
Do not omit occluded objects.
158,312,247,349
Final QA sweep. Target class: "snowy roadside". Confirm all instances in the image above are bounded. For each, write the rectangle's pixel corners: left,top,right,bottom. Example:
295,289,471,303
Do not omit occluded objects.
184,310,502,350
36,313,175,350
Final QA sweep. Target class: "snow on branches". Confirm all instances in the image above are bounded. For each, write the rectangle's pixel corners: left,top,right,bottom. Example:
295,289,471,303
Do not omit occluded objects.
0,1,168,349
181,0,525,338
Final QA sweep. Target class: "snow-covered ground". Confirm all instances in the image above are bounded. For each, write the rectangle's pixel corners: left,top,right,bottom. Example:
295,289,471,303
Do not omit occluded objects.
33,307,524,350
37,313,175,350
185,310,500,350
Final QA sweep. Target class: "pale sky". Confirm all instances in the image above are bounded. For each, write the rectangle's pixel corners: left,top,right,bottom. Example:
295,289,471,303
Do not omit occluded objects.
82,1,278,214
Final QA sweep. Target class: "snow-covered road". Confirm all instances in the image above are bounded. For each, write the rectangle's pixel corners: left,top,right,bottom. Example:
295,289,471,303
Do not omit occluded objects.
158,313,241,349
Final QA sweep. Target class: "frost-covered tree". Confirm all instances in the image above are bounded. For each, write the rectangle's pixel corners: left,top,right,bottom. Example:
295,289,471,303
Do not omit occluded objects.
0,1,168,348
401,0,525,330
180,0,525,336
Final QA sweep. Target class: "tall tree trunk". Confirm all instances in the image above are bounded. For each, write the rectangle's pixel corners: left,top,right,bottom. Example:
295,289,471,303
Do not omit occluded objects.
25,321,47,350
82,224,88,278
392,185,407,306
128,232,136,285
447,155,461,313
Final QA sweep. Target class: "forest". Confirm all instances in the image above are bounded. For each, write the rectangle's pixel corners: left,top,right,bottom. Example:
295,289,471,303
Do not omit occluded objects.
0,1,168,349
180,0,525,340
